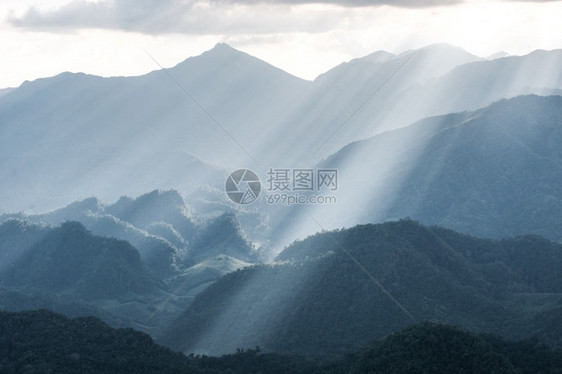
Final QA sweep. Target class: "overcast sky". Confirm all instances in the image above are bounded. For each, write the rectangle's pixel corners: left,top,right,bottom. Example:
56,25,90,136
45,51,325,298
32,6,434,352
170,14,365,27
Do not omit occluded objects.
0,0,561,88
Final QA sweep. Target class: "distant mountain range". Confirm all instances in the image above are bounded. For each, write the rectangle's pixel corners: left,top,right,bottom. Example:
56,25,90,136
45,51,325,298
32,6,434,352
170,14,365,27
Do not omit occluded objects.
1,43,561,213
163,219,562,357
271,95,562,247
9,95,562,253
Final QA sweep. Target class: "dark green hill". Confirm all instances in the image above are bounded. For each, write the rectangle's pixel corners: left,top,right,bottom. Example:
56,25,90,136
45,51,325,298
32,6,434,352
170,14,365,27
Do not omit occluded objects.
347,322,562,374
1,192,194,281
0,289,127,327
2,310,561,374
163,220,562,357
0,194,260,339
0,309,193,374
0,219,48,272
0,221,159,301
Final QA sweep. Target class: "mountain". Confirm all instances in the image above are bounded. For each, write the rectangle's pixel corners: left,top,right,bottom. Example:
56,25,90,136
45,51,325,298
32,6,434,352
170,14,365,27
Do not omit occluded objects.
0,220,186,335
316,44,480,88
0,188,261,278
0,189,262,279
0,289,127,327
106,190,195,234
0,190,260,337
162,220,562,357
3,43,562,368
0,198,188,280
0,221,159,301
394,49,562,126
260,44,482,164
3,44,561,215
162,212,258,301
311,47,561,145
0,219,48,272
2,309,561,373
261,45,562,164
346,322,562,374
189,212,256,263
313,44,479,95
0,87,15,97
0,309,195,374
0,43,308,213
271,95,562,248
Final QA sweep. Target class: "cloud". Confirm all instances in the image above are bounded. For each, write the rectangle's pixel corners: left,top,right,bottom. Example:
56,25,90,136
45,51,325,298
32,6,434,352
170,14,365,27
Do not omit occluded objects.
8,0,463,34
211,0,463,7
8,0,559,35
9,0,192,33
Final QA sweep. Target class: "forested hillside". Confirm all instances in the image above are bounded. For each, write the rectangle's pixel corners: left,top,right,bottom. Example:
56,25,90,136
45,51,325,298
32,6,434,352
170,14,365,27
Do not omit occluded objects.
164,219,562,356
1,310,561,374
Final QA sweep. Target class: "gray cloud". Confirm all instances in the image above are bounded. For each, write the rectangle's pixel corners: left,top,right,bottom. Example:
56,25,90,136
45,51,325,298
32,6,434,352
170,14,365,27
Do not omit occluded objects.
9,0,193,33
10,0,558,35
505,0,561,2
211,0,463,8
8,0,464,34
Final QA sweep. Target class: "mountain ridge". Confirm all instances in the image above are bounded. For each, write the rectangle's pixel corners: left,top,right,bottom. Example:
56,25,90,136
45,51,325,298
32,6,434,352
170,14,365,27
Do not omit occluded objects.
2,44,561,213
3,309,561,373
0,189,261,337
162,219,562,357
0,221,160,301
267,94,562,250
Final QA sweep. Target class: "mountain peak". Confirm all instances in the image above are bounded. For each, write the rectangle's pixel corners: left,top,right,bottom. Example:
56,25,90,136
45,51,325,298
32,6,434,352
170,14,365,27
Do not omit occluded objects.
106,189,193,233
401,43,480,60
58,220,88,234
420,42,464,50
201,42,245,59
212,42,236,51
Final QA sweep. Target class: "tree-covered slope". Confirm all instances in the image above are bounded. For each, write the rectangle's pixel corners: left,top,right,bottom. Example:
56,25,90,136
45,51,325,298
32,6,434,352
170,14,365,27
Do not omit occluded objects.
347,323,562,374
0,221,159,301
163,220,562,357
289,95,562,244
0,310,194,374
0,190,260,339
2,310,561,374
0,219,48,272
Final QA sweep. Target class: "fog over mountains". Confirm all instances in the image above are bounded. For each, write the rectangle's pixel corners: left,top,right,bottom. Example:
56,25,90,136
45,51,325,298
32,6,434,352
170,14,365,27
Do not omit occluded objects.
1,43,562,364
0,190,258,336
1,43,561,214
272,95,562,248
